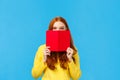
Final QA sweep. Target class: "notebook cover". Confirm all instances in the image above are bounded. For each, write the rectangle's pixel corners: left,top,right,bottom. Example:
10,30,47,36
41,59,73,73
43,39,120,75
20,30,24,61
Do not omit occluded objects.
46,30,70,51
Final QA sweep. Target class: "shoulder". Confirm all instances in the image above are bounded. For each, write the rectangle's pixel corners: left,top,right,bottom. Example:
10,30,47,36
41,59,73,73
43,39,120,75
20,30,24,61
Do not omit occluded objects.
35,44,46,57
38,44,46,50
73,47,80,58
73,52,79,58
36,44,46,54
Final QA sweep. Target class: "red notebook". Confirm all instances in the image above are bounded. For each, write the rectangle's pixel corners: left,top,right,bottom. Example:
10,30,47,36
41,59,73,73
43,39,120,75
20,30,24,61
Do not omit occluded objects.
46,30,70,51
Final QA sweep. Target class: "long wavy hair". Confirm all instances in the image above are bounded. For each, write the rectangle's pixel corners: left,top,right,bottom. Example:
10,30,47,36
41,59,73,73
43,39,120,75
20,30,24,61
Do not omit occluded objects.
46,16,77,70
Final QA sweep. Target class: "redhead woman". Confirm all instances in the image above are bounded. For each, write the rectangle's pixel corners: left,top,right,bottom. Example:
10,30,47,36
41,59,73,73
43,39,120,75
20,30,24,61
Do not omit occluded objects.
31,16,82,80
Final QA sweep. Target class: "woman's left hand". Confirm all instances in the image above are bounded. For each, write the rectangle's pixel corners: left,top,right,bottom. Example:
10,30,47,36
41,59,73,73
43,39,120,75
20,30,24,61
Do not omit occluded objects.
66,47,74,62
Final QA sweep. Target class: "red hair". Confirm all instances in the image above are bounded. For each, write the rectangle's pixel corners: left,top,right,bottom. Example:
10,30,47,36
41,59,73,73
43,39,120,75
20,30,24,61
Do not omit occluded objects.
46,16,77,70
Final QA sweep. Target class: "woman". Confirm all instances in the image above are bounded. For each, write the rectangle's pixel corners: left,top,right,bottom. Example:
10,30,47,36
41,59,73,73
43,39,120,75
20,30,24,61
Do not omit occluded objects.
31,16,82,80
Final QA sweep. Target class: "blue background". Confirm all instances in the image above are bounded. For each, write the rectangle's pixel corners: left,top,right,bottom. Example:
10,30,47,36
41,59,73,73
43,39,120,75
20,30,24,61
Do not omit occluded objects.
0,0,120,80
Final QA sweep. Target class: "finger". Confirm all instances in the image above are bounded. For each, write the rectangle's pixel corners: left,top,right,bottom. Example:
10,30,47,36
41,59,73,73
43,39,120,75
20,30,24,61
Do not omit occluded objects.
45,49,50,53
46,46,50,49
45,49,49,52
46,49,51,55
46,48,50,52
47,49,50,53
44,51,50,56
43,49,50,56
46,52,50,56
66,47,69,51
68,48,73,54
67,51,70,55
46,48,51,52
66,47,70,52
67,49,71,54
69,49,73,53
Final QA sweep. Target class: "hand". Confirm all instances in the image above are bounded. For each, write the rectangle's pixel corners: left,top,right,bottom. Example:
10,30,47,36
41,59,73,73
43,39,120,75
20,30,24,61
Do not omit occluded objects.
66,47,74,62
43,46,51,62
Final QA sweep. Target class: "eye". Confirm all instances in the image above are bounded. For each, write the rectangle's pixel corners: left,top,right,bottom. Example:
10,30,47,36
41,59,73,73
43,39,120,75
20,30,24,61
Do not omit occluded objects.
59,26,65,29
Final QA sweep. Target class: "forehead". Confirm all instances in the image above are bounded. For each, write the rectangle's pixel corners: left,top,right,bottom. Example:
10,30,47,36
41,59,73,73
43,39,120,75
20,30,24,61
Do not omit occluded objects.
53,21,65,26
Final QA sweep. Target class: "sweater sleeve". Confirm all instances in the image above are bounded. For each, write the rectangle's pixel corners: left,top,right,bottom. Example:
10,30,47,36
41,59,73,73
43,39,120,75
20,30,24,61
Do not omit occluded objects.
31,45,47,79
68,52,82,80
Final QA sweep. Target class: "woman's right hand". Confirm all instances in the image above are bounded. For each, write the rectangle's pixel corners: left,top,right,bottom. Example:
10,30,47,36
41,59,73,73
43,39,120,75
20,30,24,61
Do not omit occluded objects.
43,46,51,62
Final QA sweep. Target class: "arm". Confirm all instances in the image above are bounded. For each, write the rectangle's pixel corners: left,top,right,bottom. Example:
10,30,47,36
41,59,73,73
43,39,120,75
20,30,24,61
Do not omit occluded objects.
68,52,82,80
31,45,47,79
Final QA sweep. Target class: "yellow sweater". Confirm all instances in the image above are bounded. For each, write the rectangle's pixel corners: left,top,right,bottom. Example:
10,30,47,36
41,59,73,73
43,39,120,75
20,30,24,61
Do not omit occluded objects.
31,44,82,80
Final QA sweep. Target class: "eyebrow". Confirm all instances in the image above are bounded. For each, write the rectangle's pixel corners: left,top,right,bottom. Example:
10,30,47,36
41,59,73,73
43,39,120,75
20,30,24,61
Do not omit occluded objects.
60,26,64,27
53,26,64,27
